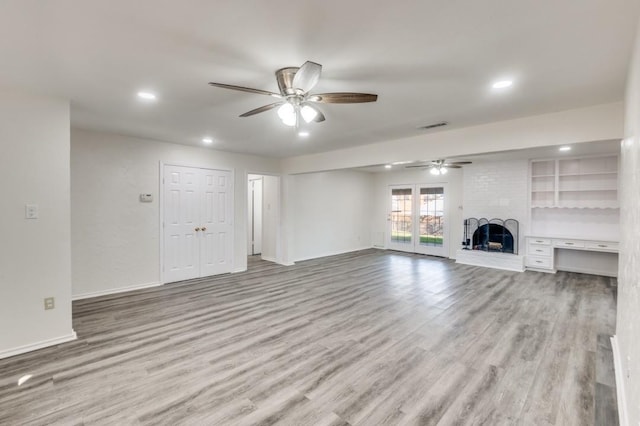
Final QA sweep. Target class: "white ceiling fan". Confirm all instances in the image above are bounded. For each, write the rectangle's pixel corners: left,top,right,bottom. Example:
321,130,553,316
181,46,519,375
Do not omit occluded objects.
209,61,377,127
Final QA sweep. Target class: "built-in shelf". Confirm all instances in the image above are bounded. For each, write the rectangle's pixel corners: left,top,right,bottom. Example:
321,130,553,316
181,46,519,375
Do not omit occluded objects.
530,155,619,209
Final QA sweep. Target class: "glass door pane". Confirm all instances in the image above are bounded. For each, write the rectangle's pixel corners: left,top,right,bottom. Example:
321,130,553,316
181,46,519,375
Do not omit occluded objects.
389,187,413,249
419,187,444,247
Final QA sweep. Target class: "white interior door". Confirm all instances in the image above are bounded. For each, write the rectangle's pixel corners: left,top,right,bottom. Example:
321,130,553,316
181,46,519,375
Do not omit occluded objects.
163,165,233,283
388,184,448,257
200,169,234,277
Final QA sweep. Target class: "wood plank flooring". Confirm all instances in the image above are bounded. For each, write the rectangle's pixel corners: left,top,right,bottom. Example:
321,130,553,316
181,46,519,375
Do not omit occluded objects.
0,249,618,425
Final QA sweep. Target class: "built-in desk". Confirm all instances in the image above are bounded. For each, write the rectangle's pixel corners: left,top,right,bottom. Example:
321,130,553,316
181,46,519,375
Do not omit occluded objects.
525,236,619,277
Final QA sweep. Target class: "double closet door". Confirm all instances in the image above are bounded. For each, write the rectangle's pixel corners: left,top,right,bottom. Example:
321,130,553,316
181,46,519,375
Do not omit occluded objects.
388,184,448,257
163,165,233,283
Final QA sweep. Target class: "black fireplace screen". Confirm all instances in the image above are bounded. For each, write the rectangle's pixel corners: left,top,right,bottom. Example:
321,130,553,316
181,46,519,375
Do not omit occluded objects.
462,218,519,254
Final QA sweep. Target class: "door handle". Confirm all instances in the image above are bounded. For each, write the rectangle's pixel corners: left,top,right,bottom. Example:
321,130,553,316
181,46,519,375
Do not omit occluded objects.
195,227,200,232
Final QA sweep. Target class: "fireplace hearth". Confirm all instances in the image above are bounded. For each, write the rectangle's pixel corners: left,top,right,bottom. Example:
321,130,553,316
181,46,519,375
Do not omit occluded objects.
462,218,519,255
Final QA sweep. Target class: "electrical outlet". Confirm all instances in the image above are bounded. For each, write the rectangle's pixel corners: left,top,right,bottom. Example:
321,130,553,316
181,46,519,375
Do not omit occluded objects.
44,297,55,310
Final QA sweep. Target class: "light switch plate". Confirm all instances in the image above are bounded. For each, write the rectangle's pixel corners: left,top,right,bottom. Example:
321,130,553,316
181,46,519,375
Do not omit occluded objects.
139,194,153,202
25,204,39,219
44,297,55,310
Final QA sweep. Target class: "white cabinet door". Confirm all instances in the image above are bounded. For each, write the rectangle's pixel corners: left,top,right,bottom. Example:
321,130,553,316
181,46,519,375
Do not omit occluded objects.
163,165,233,283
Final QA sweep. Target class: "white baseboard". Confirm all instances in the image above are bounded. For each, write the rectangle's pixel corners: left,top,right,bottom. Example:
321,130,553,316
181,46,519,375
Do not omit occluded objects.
260,256,294,266
72,281,161,301
611,335,629,426
294,246,373,263
0,330,77,360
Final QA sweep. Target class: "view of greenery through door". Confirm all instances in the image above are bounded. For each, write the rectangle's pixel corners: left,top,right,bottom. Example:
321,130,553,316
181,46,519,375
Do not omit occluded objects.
390,187,444,245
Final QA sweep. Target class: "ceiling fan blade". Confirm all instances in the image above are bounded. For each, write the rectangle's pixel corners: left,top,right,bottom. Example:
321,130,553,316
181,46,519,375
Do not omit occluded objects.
309,93,378,104
444,161,472,166
292,61,322,93
239,102,284,117
405,164,432,169
208,82,282,98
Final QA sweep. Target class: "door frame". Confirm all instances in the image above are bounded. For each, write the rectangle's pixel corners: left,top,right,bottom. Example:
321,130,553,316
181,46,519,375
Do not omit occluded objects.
159,162,235,284
387,182,450,257
245,171,283,265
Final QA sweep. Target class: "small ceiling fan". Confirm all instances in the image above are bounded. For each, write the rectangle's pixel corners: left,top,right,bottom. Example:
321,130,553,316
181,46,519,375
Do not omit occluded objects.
209,61,377,127
406,159,472,175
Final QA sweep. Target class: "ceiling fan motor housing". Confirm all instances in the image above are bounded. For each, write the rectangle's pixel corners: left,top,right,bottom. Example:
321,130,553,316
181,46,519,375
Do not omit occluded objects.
276,67,300,95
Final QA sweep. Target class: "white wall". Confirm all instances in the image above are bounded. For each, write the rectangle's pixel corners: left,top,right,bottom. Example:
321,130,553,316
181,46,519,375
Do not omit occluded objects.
372,168,464,259
71,128,280,298
463,160,529,253
616,16,640,426
261,175,279,262
282,102,624,174
0,89,74,357
291,170,373,261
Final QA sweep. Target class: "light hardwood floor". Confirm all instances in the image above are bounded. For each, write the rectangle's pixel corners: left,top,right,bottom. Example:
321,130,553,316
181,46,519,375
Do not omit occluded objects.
0,249,618,425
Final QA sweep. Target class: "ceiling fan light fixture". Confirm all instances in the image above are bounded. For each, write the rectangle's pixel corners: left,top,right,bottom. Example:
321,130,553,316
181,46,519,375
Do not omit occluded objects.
282,114,297,127
430,168,440,175
440,167,448,174
277,103,295,120
300,105,318,123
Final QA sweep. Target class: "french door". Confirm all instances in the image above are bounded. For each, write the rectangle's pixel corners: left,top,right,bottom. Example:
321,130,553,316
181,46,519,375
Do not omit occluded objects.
163,165,233,283
388,184,448,257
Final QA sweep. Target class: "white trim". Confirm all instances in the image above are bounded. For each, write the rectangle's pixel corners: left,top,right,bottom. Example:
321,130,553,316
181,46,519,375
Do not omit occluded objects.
0,331,77,360
72,281,162,301
611,335,629,426
294,246,373,262
258,256,294,266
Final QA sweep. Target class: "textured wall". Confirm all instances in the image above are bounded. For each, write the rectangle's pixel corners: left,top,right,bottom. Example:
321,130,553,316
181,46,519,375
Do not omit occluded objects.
291,170,373,261
617,16,640,426
0,90,74,356
71,128,281,297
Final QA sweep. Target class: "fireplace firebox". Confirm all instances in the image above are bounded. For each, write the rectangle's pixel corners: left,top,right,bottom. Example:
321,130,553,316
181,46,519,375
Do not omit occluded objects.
462,218,519,255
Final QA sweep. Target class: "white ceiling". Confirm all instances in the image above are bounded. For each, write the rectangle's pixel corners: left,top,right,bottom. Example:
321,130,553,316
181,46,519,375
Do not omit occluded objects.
1,1,638,158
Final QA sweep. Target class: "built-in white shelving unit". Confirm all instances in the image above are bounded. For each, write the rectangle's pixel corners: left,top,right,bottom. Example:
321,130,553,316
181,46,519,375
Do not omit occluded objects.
527,154,620,276
530,155,618,209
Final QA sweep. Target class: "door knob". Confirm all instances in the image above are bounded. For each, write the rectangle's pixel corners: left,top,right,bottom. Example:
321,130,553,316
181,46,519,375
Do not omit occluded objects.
201,227,207,231
195,227,200,232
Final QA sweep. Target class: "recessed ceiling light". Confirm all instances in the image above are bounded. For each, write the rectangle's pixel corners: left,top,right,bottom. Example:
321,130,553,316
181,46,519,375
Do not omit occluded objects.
384,165,392,169
492,80,513,89
202,137,213,144
137,91,157,101
298,131,310,137
559,146,571,151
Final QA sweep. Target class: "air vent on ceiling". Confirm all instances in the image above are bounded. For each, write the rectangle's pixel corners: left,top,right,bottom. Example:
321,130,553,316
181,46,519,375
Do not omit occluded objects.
418,121,449,130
